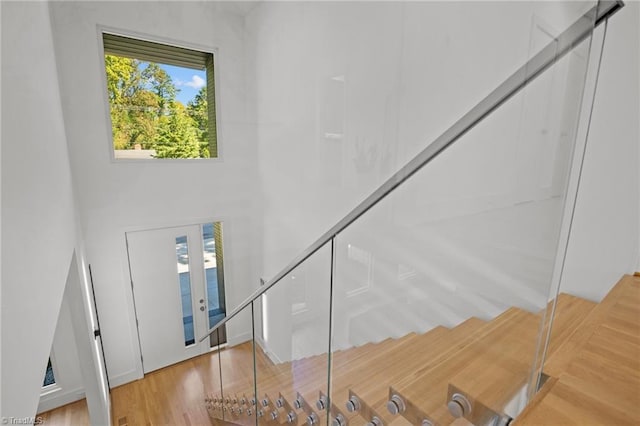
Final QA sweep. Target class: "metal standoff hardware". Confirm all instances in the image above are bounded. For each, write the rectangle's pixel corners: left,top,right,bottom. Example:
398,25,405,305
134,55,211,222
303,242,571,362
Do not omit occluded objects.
386,394,406,415
276,397,285,408
421,420,434,426
447,393,472,418
345,395,360,413
316,394,328,411
262,398,270,407
306,412,319,426
332,413,346,426
366,416,383,426
270,410,279,420
294,397,303,409
287,410,297,423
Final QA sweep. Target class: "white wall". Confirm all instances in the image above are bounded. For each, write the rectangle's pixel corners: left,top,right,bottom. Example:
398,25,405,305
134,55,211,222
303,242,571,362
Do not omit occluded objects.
0,1,78,418
0,0,3,414
37,249,110,425
19,1,635,400
38,281,86,413
64,253,110,425
48,1,261,386
245,2,619,355
561,2,640,301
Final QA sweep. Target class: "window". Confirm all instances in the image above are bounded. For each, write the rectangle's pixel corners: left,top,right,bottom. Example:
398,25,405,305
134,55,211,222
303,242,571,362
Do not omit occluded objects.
102,33,218,159
175,235,195,346
43,357,56,387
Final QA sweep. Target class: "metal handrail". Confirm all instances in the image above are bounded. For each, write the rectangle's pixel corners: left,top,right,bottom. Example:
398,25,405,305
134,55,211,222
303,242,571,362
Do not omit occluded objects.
199,0,623,343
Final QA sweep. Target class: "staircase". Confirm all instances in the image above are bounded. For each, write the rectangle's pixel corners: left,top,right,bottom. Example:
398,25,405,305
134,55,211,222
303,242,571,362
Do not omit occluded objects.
199,3,630,423
204,275,640,425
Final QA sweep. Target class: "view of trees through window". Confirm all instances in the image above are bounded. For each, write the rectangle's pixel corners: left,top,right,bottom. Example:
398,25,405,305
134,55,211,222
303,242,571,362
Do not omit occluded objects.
105,55,211,159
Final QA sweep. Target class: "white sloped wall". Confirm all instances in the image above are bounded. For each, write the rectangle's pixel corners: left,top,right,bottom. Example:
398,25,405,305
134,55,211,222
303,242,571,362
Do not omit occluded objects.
0,1,78,419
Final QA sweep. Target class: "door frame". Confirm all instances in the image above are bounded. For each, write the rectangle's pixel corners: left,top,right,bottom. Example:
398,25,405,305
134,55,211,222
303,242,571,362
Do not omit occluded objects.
122,216,231,377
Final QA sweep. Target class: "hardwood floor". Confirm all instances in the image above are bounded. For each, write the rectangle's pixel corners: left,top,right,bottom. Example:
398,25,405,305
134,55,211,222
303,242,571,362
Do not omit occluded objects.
514,275,640,425
37,345,249,425
37,275,640,426
37,399,90,425
111,345,252,426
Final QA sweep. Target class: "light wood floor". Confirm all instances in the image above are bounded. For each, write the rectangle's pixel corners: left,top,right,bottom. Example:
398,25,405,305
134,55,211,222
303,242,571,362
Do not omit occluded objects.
38,275,640,426
514,275,640,425
110,344,253,426
37,344,250,426
37,399,90,425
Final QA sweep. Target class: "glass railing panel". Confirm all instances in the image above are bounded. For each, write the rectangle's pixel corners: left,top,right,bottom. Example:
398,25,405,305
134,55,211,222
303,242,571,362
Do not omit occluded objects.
532,18,611,399
250,1,600,270
204,329,225,423
328,11,602,426
253,242,332,426
212,305,257,425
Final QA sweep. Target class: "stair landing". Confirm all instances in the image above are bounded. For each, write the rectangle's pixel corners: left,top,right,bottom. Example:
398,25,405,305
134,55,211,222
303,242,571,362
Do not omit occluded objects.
514,275,640,425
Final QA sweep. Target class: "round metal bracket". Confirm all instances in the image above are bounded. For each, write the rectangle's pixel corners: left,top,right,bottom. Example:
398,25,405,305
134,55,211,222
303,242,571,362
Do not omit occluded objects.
386,394,406,415
346,395,360,413
447,393,472,418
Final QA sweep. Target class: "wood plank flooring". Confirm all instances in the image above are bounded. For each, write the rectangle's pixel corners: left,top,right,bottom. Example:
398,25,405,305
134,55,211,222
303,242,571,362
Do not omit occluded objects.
37,399,90,425
514,275,640,425
37,275,639,426
111,344,253,426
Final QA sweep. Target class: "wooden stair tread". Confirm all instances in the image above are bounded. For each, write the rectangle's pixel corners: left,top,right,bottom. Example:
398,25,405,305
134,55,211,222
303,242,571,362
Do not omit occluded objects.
349,317,488,423
512,378,638,425
344,319,482,398
210,278,638,426
515,275,640,425
385,307,538,424
331,327,451,400
441,293,597,418
544,275,638,377
545,293,597,357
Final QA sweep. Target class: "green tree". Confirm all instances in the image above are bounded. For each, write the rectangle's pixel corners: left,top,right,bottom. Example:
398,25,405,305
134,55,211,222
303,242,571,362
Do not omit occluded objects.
154,102,201,158
142,63,177,116
187,86,210,157
105,55,206,158
105,55,159,149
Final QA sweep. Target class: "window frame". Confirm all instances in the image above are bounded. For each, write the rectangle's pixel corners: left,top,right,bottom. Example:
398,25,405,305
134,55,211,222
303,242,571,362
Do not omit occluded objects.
97,27,224,163
40,354,61,396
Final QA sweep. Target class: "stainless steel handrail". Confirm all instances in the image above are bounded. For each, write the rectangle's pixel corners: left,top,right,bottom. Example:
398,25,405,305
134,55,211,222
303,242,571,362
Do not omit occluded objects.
199,0,623,343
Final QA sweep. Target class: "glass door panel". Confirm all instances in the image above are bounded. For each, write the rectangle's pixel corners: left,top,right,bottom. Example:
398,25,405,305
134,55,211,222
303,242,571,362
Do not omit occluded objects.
202,222,227,347
176,235,196,346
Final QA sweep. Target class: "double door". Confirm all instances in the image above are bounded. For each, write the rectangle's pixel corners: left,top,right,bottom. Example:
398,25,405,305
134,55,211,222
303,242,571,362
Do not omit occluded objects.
126,222,226,374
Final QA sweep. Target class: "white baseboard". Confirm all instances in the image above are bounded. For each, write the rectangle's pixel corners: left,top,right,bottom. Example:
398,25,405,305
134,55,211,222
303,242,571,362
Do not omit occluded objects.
255,336,283,365
227,331,252,347
108,369,142,389
37,387,85,413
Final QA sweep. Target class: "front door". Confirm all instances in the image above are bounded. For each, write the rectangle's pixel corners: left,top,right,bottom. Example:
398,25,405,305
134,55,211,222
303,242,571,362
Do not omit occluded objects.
126,222,227,373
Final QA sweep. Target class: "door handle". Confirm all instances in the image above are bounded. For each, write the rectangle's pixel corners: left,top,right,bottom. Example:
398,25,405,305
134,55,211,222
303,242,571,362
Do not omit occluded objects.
200,306,206,311
199,299,205,304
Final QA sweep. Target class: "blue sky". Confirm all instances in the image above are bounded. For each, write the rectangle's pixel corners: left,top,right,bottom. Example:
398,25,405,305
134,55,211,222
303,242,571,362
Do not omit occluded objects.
159,64,206,105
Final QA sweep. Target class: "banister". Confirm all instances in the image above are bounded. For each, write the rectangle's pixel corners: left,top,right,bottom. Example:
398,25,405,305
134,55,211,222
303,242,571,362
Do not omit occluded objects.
198,0,623,344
